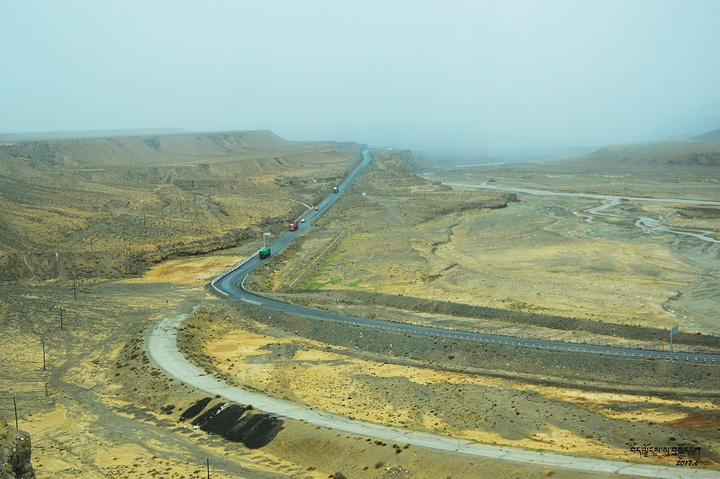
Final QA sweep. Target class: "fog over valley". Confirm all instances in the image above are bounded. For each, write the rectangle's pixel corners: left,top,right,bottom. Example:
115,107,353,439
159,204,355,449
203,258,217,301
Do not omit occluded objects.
2,0,720,154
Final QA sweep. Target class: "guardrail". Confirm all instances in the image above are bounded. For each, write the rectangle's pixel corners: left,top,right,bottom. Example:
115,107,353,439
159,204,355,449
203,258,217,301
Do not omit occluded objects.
209,249,261,295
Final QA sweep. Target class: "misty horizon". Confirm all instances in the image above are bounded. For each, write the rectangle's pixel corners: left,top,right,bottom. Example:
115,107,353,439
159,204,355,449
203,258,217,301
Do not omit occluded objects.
2,1,719,152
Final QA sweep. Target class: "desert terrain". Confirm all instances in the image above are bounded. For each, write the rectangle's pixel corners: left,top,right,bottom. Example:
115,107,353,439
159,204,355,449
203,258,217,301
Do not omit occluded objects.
233,142,720,469
1,130,720,477
0,130,362,282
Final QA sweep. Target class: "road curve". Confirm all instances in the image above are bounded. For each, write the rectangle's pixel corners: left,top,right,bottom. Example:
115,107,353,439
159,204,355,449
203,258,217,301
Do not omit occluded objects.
209,158,719,364
145,311,717,478
146,150,719,476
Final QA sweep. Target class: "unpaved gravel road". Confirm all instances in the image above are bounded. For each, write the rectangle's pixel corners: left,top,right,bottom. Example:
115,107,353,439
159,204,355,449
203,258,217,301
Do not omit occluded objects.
145,310,719,478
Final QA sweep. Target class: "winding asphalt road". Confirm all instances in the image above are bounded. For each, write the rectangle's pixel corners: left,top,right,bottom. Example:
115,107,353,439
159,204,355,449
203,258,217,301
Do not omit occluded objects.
209,157,719,365
146,150,719,477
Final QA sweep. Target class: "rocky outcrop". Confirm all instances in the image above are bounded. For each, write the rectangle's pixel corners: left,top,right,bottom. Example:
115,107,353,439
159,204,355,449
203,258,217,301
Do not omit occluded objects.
124,227,256,275
0,420,35,479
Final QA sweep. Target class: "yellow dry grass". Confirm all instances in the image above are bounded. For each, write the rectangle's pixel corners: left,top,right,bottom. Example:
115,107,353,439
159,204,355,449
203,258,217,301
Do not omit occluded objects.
124,254,247,285
204,326,714,463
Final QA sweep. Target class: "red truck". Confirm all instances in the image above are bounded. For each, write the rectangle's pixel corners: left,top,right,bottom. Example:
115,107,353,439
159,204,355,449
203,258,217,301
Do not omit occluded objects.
289,222,299,231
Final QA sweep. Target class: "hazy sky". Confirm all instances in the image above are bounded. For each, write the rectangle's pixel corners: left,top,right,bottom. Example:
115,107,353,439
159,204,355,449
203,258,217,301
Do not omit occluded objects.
2,0,719,150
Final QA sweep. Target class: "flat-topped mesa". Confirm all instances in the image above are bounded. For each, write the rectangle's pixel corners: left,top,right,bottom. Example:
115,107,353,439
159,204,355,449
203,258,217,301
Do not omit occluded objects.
0,130,355,168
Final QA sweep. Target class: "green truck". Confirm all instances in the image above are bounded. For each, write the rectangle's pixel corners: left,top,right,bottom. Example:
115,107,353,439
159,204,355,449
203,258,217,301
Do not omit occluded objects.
259,247,271,259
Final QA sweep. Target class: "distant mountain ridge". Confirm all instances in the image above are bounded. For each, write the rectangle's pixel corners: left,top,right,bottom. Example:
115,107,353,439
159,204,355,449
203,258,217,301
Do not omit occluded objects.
694,126,720,142
0,129,364,282
0,127,188,142
582,125,720,168
0,130,304,169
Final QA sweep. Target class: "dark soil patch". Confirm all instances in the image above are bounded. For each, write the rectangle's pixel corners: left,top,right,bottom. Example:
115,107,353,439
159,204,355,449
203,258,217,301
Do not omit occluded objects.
185,399,283,449
666,413,720,430
179,397,212,421
192,403,225,427
226,414,284,448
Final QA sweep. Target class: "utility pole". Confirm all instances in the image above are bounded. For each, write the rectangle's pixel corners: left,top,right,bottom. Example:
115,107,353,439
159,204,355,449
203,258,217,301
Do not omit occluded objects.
670,325,678,354
73,277,77,300
42,342,46,371
13,397,18,429
60,307,64,331
207,458,210,478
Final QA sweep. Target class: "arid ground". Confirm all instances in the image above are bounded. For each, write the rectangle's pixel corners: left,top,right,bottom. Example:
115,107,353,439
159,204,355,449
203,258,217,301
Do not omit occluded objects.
1,131,720,477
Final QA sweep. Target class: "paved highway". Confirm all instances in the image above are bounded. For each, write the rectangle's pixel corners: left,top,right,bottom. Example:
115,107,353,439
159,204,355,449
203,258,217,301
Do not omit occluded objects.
212,148,372,297
146,311,717,478
210,155,720,364
145,150,719,476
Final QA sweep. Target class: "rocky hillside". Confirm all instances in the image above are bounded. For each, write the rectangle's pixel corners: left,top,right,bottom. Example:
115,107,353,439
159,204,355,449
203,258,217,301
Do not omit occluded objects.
0,419,34,479
0,131,364,282
583,126,720,168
